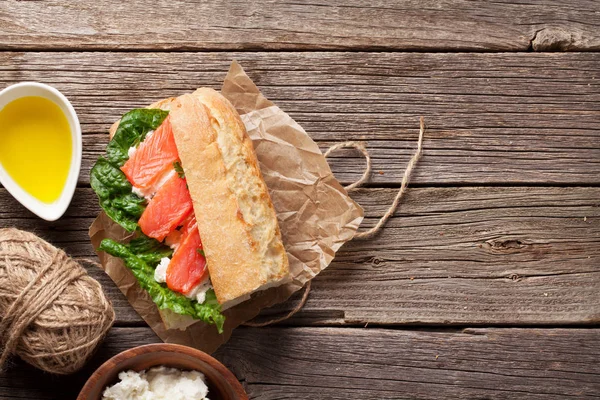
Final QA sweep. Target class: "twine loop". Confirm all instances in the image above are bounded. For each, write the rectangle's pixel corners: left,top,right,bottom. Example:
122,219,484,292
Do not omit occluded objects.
0,229,114,374
243,117,426,327
324,141,371,191
352,116,425,240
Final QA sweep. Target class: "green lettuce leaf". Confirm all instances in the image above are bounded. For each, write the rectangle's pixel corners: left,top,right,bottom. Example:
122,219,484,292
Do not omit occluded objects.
99,239,224,333
128,234,165,253
128,234,174,266
107,108,169,167
112,193,146,218
90,108,168,232
100,199,139,232
90,157,141,232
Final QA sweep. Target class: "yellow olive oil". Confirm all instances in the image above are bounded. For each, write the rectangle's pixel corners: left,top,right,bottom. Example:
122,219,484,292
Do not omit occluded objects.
0,96,72,203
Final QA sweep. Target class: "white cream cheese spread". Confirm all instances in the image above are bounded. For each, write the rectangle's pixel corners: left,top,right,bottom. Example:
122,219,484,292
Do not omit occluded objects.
154,257,170,284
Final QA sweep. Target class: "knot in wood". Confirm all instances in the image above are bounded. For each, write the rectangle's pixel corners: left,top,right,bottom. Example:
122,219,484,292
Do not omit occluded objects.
482,239,525,254
531,28,585,52
370,256,383,267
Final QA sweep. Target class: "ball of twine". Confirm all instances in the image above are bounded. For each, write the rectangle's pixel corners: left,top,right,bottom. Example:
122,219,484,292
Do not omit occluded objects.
0,228,114,374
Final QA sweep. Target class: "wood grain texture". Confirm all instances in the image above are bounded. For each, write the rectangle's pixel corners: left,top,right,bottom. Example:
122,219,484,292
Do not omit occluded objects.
1,52,598,185
1,0,599,51
2,2,598,399
1,327,598,399
1,187,597,325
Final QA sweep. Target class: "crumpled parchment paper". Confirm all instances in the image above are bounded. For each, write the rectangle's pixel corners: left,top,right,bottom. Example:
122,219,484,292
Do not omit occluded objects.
89,61,364,353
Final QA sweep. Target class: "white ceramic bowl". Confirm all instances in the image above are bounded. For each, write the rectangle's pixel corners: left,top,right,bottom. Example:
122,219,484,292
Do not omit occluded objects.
0,82,81,221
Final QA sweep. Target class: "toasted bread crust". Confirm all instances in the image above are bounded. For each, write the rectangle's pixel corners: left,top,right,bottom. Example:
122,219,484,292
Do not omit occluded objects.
169,89,289,307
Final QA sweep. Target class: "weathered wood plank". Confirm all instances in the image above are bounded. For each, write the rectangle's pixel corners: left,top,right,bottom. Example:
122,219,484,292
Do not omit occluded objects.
264,186,600,326
1,327,598,399
1,0,599,51
1,186,598,325
1,52,598,185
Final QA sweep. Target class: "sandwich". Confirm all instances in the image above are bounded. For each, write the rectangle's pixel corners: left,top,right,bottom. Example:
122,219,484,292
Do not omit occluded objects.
91,88,290,333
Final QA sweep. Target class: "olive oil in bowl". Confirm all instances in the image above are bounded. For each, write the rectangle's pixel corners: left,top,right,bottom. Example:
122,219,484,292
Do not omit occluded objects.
0,96,72,204
0,82,81,221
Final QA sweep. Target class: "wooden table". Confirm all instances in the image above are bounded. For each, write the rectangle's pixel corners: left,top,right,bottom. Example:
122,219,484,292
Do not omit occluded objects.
1,1,599,398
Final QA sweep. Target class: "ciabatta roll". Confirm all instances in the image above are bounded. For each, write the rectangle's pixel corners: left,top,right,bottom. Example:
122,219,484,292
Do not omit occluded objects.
170,89,289,308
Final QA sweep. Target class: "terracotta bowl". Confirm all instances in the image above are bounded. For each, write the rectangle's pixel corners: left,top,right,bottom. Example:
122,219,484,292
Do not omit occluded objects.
77,343,247,400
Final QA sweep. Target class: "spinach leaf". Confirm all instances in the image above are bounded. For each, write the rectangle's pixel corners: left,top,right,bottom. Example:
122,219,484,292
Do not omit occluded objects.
90,108,168,232
99,239,224,333
106,109,169,167
90,157,131,199
112,193,146,218
101,200,139,232
90,157,143,231
137,250,174,267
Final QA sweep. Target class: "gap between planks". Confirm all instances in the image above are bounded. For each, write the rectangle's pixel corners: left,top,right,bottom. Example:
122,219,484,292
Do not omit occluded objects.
0,186,597,327
1,327,598,400
1,0,599,51
1,52,598,185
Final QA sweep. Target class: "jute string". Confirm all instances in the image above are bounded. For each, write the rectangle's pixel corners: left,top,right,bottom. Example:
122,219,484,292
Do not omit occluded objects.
244,117,425,327
0,229,114,374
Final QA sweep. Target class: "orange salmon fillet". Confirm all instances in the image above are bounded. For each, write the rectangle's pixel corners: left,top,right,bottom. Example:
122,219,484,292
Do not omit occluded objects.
138,173,193,241
166,217,208,294
121,117,179,189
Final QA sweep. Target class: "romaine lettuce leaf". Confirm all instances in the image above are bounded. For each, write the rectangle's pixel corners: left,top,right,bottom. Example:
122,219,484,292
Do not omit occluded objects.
128,234,173,266
99,238,224,333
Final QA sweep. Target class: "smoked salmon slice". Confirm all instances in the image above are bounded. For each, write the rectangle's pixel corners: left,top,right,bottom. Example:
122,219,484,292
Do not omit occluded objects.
121,117,179,189
164,213,196,249
138,173,193,241
166,222,208,294
179,214,198,237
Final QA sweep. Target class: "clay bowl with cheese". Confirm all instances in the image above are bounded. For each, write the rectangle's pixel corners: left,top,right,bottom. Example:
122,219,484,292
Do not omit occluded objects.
78,343,247,400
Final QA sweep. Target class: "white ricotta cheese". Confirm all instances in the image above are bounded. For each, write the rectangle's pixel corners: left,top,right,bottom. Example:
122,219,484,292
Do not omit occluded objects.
102,366,209,400
154,257,170,283
131,185,146,199
185,280,212,304
154,258,210,304
126,129,153,159
127,146,137,159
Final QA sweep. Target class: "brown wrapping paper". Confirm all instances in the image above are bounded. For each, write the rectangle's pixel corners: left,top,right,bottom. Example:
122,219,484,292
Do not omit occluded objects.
89,61,364,353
